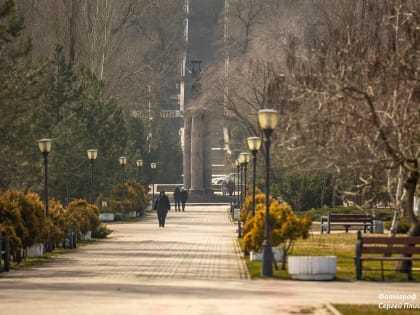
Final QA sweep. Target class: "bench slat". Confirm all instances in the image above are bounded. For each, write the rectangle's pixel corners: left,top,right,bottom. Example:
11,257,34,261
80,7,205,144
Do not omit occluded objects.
362,237,420,244
359,257,420,261
361,247,420,255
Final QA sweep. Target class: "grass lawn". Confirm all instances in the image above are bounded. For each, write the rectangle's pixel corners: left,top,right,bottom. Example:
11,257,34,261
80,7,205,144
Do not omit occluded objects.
243,232,420,281
333,304,420,315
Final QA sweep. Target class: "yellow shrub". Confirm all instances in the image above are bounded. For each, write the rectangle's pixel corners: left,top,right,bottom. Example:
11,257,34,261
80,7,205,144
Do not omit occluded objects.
242,199,312,252
66,199,100,234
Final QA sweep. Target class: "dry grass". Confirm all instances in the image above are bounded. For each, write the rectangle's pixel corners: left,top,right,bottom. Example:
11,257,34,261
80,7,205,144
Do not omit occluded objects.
245,232,420,281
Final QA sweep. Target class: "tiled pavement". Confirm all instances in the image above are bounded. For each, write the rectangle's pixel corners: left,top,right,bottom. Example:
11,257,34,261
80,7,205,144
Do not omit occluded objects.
0,205,418,315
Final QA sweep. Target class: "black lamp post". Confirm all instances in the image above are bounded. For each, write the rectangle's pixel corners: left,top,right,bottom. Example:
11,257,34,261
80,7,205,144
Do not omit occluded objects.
136,159,143,184
87,149,98,204
239,152,251,207
151,162,157,203
136,159,144,216
247,137,261,217
236,159,241,207
258,108,279,277
119,156,127,220
231,162,236,212
38,139,52,217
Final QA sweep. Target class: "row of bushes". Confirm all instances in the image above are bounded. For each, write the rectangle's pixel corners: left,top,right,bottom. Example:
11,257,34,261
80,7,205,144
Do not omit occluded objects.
97,179,150,216
0,190,109,261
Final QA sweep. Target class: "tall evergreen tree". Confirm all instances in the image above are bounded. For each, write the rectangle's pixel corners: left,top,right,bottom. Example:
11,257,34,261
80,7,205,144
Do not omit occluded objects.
0,0,43,192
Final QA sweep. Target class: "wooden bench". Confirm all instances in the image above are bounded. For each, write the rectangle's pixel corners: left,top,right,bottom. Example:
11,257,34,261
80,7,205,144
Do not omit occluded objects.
354,230,420,280
320,212,373,234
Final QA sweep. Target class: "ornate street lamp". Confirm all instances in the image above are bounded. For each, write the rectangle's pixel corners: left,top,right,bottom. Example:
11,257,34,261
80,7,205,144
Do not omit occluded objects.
247,136,262,217
151,162,157,203
136,159,144,216
239,152,251,206
119,156,127,220
258,109,279,277
231,161,237,212
136,159,143,184
87,149,98,204
235,159,241,208
38,139,52,217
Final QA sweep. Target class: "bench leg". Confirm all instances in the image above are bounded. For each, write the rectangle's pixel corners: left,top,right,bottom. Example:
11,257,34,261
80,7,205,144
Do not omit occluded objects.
355,258,362,280
408,261,413,281
381,260,384,281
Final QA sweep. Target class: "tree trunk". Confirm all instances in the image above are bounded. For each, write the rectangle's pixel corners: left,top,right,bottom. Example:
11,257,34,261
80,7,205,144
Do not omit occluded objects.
396,160,419,273
68,0,78,65
389,165,405,236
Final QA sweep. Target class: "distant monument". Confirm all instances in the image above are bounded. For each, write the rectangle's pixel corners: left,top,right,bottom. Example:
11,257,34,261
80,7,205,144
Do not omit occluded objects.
181,0,225,200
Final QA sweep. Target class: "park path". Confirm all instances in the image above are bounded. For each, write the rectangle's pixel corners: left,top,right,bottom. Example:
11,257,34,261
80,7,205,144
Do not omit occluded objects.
0,205,418,315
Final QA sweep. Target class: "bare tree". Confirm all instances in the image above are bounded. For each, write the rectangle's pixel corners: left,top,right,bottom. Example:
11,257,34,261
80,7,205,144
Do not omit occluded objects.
18,0,183,107
280,0,420,236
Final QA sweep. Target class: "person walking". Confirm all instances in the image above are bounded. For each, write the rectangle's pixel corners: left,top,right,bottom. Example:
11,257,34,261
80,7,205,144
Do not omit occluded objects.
153,191,171,227
180,188,188,212
173,186,181,211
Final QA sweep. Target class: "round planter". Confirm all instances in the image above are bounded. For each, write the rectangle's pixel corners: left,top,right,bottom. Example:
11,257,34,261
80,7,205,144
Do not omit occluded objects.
288,256,337,280
99,212,115,221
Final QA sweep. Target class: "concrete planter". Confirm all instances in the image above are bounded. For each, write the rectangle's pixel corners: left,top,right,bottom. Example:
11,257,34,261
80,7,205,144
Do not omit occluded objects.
99,212,115,221
127,211,137,218
80,231,92,241
27,243,44,258
288,256,337,280
250,247,284,262
233,208,240,220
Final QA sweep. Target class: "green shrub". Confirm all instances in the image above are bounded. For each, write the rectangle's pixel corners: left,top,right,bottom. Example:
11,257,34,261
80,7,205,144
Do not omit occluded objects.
92,223,111,238
0,190,46,259
66,199,100,234
385,217,410,233
109,179,149,215
47,199,69,246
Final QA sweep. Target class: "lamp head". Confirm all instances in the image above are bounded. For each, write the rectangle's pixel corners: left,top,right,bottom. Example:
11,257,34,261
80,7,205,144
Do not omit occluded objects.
119,156,127,165
258,109,279,130
38,138,52,153
151,162,157,169
247,136,261,152
87,149,98,160
136,159,143,167
239,152,251,165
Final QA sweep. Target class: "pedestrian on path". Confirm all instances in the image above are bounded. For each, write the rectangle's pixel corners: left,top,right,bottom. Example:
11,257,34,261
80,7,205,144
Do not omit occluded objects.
153,190,171,227
180,187,188,211
173,186,181,211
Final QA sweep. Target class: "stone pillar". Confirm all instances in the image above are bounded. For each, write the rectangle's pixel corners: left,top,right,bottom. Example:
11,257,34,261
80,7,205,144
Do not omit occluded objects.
183,114,192,189
203,114,212,190
190,111,204,189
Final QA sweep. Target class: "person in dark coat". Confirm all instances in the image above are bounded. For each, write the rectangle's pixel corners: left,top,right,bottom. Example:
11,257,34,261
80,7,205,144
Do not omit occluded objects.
180,188,188,212
153,191,171,227
173,186,181,211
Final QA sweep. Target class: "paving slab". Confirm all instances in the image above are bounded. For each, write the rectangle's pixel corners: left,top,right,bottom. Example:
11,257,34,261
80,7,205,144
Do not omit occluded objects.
0,205,418,315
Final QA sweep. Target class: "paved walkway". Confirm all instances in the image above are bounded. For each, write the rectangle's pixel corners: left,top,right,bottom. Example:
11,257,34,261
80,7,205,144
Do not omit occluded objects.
0,205,419,315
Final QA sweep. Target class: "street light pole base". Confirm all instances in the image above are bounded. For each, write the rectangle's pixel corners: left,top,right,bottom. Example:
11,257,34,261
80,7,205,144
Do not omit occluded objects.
261,241,273,277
